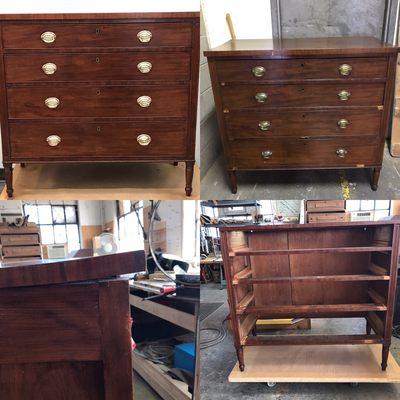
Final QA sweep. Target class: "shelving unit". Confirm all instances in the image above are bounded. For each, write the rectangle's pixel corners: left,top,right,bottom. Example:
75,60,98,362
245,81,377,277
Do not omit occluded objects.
220,221,400,372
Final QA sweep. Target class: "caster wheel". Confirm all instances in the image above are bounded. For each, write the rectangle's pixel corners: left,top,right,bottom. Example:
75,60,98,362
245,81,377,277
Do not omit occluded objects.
266,382,276,388
350,382,359,388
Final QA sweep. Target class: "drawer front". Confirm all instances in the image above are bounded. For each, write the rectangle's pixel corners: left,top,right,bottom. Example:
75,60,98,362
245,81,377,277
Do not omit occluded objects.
2,23,193,49
226,109,382,139
231,137,380,168
221,83,385,109
307,212,347,223
1,234,39,246
306,200,345,213
7,86,188,118
9,121,187,159
216,58,388,82
2,246,42,257
5,53,191,83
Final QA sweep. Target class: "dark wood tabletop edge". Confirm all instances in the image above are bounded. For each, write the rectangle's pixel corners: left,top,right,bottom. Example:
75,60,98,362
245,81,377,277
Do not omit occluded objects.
0,11,200,21
219,220,399,232
204,37,399,57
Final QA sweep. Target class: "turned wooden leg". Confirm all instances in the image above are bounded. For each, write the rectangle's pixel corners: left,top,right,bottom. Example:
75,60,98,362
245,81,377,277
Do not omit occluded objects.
228,170,237,194
382,343,389,371
371,167,381,191
185,161,195,197
20,163,26,168
236,346,245,372
366,321,371,335
4,163,13,198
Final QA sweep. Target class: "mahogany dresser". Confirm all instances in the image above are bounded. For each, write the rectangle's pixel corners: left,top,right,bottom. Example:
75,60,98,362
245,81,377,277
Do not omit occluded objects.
220,221,400,372
205,37,398,193
0,11,200,197
0,250,145,399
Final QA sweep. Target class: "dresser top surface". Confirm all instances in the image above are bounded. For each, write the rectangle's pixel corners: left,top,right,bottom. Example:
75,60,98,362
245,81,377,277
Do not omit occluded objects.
0,250,145,289
220,219,399,232
205,37,398,58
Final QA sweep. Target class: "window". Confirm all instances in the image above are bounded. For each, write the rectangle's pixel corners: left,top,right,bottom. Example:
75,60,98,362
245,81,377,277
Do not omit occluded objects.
346,200,391,220
117,201,145,252
23,202,81,251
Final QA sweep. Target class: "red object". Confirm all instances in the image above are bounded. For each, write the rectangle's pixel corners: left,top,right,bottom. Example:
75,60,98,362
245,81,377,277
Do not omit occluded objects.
160,286,176,294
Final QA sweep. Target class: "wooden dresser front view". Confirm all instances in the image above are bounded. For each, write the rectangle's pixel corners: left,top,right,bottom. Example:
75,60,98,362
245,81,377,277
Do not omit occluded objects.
220,221,400,372
205,37,398,193
0,12,200,197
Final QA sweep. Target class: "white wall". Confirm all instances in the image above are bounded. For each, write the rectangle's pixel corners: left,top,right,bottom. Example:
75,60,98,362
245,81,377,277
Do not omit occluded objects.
201,0,273,48
0,0,200,13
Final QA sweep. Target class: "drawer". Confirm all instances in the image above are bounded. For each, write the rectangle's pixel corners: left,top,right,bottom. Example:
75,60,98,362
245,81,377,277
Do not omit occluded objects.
0,234,39,246
221,83,385,109
2,23,193,49
216,58,388,82
7,86,188,119
9,121,187,159
5,52,191,83
307,212,347,223
225,109,382,139
2,246,42,258
306,200,345,213
231,137,380,168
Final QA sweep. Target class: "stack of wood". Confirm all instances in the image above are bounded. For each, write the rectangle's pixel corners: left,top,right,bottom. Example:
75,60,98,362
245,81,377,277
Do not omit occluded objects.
306,200,348,223
0,223,42,262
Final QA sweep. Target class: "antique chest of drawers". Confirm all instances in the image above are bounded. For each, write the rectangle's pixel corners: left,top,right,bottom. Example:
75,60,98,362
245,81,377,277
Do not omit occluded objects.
205,37,398,193
0,11,200,197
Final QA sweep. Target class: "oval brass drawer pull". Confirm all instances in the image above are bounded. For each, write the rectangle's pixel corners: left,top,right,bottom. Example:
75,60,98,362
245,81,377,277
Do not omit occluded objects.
137,61,153,74
46,135,61,147
137,134,151,146
338,90,351,101
41,31,57,44
339,64,352,76
137,96,152,108
255,92,268,103
337,119,350,129
261,150,273,159
336,148,348,158
45,97,60,109
259,121,271,131
42,63,57,75
137,30,152,43
252,66,266,77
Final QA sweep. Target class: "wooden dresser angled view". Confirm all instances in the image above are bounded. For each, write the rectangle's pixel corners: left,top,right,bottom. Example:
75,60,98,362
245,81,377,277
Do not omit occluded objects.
220,221,400,372
0,12,200,197
205,37,399,194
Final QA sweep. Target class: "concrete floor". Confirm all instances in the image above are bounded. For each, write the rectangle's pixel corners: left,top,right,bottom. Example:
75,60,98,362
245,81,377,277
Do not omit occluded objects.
200,283,400,400
201,142,400,200
135,373,162,400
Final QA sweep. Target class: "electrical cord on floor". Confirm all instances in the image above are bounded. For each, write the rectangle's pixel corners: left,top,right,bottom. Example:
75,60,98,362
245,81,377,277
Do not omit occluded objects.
200,320,227,349
393,324,400,339
134,341,175,367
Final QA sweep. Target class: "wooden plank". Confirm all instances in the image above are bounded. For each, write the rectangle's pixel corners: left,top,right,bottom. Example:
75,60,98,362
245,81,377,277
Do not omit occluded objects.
237,292,255,310
368,311,384,336
245,334,382,346
234,274,391,284
229,344,400,383
368,288,387,306
231,246,392,256
369,264,388,275
232,266,252,283
129,294,196,332
0,250,145,289
132,351,191,400
99,280,133,400
238,303,387,316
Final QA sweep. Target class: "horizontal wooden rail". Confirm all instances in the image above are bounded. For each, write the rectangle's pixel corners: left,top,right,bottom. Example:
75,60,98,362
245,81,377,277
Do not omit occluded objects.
232,266,252,283
236,303,387,316
237,292,255,310
230,246,392,257
244,334,382,346
233,274,390,285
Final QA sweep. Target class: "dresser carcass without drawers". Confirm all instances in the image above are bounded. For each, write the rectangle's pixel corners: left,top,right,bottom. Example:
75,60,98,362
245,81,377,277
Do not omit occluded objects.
220,221,400,372
205,37,399,194
0,12,200,197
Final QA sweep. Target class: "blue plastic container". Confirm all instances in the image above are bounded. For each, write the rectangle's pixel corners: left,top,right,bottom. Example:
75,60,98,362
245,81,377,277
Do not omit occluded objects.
174,342,195,373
